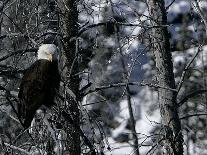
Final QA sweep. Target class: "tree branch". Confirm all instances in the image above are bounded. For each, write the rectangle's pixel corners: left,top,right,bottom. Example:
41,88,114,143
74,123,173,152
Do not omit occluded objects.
1,141,30,155
180,113,207,120
77,21,169,37
0,48,37,62
178,89,207,106
83,81,177,96
176,46,202,93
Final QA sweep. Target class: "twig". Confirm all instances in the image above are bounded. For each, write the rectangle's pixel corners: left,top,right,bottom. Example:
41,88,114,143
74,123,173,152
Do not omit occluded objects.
0,48,37,62
176,45,202,93
1,141,31,155
62,111,96,154
109,0,140,154
6,97,25,127
2,12,24,34
178,89,207,106
0,69,25,78
192,0,207,36
82,99,107,106
0,108,20,124
180,113,207,120
146,138,165,155
77,21,169,37
166,0,176,10
83,81,177,96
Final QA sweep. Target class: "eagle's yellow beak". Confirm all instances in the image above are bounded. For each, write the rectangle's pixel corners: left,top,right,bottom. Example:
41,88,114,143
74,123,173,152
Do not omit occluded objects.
48,53,53,62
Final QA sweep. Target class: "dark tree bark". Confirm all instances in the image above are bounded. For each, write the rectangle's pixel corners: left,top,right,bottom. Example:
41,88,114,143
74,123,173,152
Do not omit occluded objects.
60,0,80,154
147,0,184,154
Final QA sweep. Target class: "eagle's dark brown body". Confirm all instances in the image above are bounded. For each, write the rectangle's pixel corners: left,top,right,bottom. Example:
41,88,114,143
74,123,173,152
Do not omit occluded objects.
18,59,60,128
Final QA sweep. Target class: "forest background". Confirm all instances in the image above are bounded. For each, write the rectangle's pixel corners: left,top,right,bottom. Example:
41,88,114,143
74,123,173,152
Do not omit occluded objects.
0,0,207,154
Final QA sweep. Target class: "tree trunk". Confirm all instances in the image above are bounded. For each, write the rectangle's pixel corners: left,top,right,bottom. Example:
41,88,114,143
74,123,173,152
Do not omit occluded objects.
60,0,80,154
147,0,184,154
126,86,140,155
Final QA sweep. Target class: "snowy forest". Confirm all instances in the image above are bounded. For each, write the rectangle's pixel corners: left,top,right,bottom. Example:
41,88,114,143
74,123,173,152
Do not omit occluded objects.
0,0,207,154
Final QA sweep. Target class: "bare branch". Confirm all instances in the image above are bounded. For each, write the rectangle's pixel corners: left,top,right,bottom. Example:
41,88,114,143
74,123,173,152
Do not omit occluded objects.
176,46,202,93
166,0,176,10
180,113,207,120
77,21,169,37
83,81,177,96
178,89,207,106
192,0,207,36
1,141,31,155
0,48,37,62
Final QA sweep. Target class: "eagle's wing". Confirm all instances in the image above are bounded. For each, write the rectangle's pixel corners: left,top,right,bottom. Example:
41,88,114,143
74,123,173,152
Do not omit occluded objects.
18,60,53,128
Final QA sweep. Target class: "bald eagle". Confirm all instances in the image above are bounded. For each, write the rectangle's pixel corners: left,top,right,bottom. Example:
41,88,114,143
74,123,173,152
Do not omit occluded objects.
18,44,60,128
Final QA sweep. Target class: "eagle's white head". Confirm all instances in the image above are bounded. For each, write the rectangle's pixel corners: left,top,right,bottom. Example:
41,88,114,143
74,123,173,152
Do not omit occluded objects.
38,44,58,61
